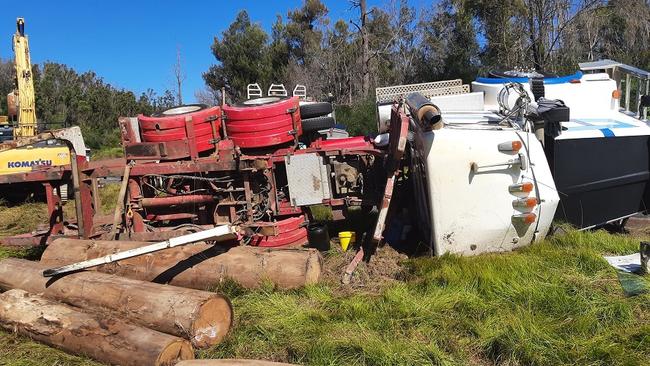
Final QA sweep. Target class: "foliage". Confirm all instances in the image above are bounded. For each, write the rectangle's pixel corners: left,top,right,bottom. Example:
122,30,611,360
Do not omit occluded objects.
0,59,178,150
98,183,122,215
286,0,329,65
0,59,13,117
91,146,124,161
203,11,277,101
335,97,378,136
416,0,479,83
204,0,650,106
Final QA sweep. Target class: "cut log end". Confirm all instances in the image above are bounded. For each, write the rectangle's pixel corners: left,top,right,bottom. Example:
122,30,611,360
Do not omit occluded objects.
304,251,323,285
157,339,195,366
0,289,195,366
191,296,233,348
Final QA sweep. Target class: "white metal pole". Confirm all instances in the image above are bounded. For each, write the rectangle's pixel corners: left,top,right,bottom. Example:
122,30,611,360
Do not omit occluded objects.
43,225,238,277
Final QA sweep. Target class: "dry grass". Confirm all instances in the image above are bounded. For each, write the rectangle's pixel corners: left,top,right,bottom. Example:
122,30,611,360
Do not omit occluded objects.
0,201,50,237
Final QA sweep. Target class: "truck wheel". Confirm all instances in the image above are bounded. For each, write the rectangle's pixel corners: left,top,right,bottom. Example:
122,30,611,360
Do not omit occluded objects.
302,116,335,133
153,104,207,117
239,97,283,106
139,104,220,130
300,102,333,119
224,97,296,120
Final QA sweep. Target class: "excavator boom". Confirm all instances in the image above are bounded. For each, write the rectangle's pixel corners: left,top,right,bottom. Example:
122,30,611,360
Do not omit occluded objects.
12,18,37,138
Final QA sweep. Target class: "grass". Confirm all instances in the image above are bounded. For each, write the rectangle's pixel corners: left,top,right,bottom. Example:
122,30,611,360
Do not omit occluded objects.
0,201,50,237
90,146,124,160
98,183,121,215
196,230,650,365
0,195,649,364
0,183,117,238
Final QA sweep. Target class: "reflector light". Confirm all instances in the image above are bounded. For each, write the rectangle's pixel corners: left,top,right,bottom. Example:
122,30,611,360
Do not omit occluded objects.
498,141,522,152
512,213,537,225
513,197,538,209
612,90,621,99
509,182,534,194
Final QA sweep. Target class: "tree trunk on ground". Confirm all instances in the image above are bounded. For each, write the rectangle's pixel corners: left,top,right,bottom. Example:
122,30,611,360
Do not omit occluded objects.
41,240,322,290
0,258,232,349
0,289,194,366
176,360,298,366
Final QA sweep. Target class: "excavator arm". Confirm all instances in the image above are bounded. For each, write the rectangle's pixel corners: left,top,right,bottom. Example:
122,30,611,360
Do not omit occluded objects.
12,18,37,138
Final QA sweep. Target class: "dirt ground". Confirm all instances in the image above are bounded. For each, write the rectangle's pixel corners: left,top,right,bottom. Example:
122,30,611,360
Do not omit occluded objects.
321,239,409,294
624,215,650,238
320,214,650,296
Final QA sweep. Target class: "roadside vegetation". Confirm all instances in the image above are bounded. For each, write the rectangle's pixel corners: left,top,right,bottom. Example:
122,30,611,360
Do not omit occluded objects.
0,188,648,365
3,1,649,153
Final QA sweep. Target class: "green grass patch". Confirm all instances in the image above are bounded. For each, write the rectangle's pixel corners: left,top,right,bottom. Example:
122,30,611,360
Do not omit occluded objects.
0,205,649,365
98,182,121,215
196,230,650,365
0,201,50,238
0,332,101,366
91,146,124,160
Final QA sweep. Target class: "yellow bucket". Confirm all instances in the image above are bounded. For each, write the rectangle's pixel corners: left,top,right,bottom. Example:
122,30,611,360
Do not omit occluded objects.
338,231,356,251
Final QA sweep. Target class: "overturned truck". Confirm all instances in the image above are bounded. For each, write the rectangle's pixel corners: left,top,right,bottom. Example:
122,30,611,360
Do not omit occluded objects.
3,60,650,263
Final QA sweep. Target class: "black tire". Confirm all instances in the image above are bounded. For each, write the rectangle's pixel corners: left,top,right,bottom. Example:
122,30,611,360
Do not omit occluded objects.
300,102,333,119
302,116,336,133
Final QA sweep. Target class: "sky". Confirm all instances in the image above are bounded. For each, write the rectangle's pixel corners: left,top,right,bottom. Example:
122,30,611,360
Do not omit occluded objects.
0,0,409,103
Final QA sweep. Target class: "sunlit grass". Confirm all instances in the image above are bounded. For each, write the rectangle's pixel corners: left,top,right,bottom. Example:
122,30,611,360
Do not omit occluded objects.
1,195,649,365
197,230,650,365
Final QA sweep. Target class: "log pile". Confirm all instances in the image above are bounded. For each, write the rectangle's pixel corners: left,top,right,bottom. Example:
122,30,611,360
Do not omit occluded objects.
0,289,194,366
0,258,232,348
41,239,323,289
0,238,324,364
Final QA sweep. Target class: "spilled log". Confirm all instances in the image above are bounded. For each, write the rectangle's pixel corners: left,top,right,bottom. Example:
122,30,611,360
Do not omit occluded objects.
41,239,322,289
0,289,194,366
0,258,232,348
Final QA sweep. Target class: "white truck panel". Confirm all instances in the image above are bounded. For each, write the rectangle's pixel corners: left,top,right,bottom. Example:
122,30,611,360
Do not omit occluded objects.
422,128,559,255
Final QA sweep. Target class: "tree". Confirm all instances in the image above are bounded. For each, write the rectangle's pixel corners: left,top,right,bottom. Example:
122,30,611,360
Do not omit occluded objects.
0,58,14,116
285,0,328,65
416,0,479,82
282,0,330,99
203,10,273,101
464,0,528,69
386,0,420,84
31,62,170,149
600,0,650,70
173,45,186,105
322,19,356,103
350,0,371,97
194,87,221,106
268,15,290,83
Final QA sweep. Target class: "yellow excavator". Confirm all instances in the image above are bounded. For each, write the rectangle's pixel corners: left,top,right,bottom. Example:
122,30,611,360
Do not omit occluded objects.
0,18,86,202
0,18,86,178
